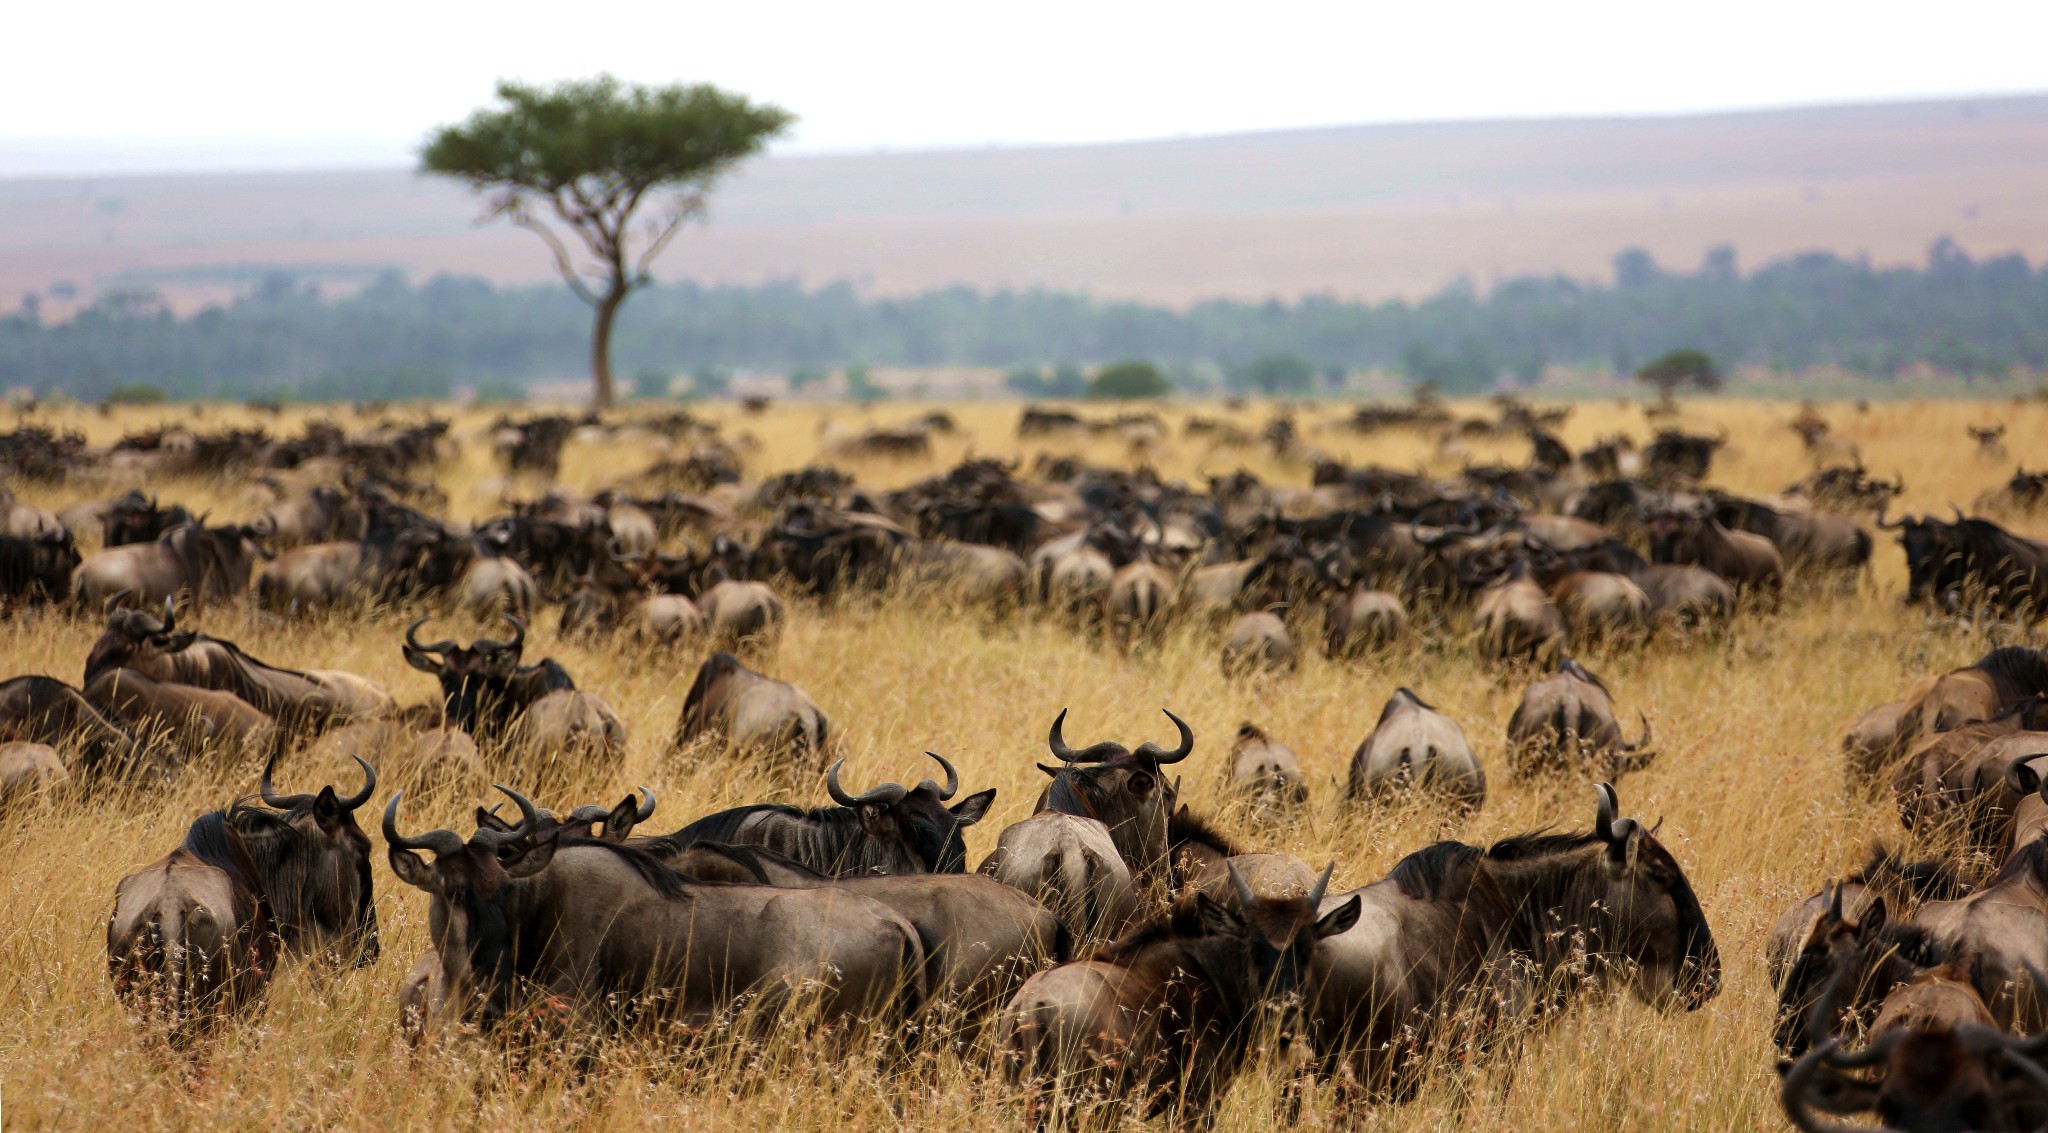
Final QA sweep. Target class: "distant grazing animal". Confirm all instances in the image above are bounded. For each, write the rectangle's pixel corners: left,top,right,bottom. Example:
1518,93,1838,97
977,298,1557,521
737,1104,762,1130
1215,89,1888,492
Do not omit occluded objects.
1222,721,1307,814
1221,610,1298,677
1346,688,1485,808
674,651,830,772
72,523,270,613
401,615,624,766
1505,658,1654,779
979,812,1137,942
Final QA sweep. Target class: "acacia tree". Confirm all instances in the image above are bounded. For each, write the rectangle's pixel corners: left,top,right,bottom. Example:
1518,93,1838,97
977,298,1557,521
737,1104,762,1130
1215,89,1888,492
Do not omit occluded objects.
422,75,793,408
1636,348,1723,401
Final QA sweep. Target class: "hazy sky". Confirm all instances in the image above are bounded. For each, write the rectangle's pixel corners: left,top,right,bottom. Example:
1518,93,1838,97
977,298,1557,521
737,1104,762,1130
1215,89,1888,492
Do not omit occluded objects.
7,0,2046,175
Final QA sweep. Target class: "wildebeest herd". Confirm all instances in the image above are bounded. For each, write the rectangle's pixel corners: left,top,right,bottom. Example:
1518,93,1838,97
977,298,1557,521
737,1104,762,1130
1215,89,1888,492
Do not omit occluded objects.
7,397,2048,1129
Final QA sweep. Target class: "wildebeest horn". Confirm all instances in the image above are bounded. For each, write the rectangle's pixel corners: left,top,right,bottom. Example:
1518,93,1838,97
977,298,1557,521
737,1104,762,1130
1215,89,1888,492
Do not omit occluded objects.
498,614,526,655
1780,1034,1907,1133
1306,860,1336,908
259,748,296,808
102,588,133,620
160,595,177,634
338,756,376,812
1047,708,1082,762
1136,709,1194,764
404,617,456,654
382,791,465,857
634,785,657,822
493,784,541,839
1824,879,1844,922
1950,504,1966,525
1622,712,1653,752
1227,860,1257,911
824,760,908,808
918,752,959,801
1594,782,1622,842
1874,504,1902,530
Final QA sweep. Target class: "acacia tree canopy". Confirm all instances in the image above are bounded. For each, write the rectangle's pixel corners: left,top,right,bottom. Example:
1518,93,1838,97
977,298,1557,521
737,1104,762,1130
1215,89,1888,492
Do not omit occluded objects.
421,75,793,408
1637,347,1723,398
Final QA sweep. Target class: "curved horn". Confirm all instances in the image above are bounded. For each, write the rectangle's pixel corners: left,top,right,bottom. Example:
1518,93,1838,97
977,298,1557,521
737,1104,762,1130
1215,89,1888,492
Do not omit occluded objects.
1136,709,1194,764
337,756,376,812
499,614,526,656
1824,879,1844,923
382,791,465,857
160,595,177,634
921,752,959,801
102,588,134,619
1227,860,1257,911
635,785,657,822
1950,504,1966,526
494,784,541,839
1780,1037,1902,1133
825,760,908,808
1047,708,1080,762
1595,782,1620,842
1874,504,1902,530
259,748,303,809
1622,712,1653,752
1306,860,1336,909
403,617,455,654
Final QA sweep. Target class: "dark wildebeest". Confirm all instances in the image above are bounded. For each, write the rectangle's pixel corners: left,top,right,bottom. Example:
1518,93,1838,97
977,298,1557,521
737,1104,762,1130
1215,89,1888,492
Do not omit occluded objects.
106,810,278,1043
1346,687,1485,808
241,751,380,963
1505,657,1654,780
1223,721,1307,814
1643,426,1726,484
401,616,625,765
979,812,1138,943
656,754,995,876
995,863,1359,1127
1892,646,2048,761
1035,708,1194,886
1712,494,1870,583
385,787,928,1039
0,674,170,779
0,529,81,606
84,600,393,739
1913,838,2048,1033
1941,515,2048,620
72,523,270,613
103,491,195,548
1308,785,1719,1095
673,651,829,772
1972,423,2010,459
1879,506,1967,608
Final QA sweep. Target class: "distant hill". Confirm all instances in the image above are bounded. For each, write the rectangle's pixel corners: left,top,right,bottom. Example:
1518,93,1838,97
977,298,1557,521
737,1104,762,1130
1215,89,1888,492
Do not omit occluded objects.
5,94,2048,314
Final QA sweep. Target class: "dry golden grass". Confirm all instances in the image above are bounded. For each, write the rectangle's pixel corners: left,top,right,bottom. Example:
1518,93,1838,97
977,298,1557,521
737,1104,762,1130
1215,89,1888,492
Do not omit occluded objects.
6,394,2048,1130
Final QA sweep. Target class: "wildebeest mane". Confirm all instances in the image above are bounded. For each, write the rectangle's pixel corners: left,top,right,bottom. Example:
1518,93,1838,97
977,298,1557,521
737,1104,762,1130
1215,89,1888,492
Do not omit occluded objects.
182,808,268,908
1388,840,1483,900
1971,645,2048,700
1088,891,1234,965
1484,829,1599,862
1168,807,1241,858
1851,843,1972,903
658,802,808,848
1986,836,2048,890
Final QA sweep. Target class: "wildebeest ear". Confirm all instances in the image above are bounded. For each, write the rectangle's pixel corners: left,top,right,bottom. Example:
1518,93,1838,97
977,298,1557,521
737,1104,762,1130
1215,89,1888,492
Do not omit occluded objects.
1855,897,1888,943
474,806,514,833
1196,893,1244,936
312,785,344,832
403,646,444,674
949,788,996,826
2010,757,2046,797
1034,763,1065,778
502,834,559,879
1316,894,1363,938
388,847,438,892
605,794,642,840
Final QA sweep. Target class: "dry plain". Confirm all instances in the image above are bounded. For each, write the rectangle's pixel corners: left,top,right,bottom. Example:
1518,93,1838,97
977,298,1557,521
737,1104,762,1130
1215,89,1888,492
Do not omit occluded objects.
2,395,2046,1130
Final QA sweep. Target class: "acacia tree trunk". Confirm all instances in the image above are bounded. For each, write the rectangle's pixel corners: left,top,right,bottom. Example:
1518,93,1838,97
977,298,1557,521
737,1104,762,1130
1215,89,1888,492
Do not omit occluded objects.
590,285,624,411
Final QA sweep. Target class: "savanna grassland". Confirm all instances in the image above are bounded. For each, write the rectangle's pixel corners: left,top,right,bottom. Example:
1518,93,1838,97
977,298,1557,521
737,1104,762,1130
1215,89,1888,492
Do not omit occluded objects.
3,395,2046,1131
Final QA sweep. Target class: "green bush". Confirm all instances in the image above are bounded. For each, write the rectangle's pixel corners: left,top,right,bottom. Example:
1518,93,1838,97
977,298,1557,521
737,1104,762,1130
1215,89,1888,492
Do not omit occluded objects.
103,383,168,406
1087,361,1171,400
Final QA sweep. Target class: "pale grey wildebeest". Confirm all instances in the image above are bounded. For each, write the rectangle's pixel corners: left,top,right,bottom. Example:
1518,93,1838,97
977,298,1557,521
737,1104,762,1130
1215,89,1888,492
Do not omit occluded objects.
1345,688,1485,809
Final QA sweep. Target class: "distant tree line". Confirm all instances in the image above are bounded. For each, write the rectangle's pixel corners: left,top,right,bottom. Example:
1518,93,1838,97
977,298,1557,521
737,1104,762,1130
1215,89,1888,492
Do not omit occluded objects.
4,237,2046,402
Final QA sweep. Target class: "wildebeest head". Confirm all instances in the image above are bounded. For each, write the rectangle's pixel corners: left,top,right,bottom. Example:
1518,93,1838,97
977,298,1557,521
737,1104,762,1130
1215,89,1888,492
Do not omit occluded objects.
1877,506,1962,605
84,594,199,682
1036,708,1194,879
386,785,561,1026
1771,879,1942,1057
402,615,567,732
1781,1025,2048,1133
104,490,193,547
826,753,995,872
1212,861,1359,1011
239,748,379,963
1583,782,1719,1009
0,527,80,604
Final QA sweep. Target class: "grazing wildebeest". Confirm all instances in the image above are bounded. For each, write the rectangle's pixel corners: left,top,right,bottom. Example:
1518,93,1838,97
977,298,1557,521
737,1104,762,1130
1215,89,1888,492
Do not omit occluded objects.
1345,687,1485,808
402,616,625,766
995,863,1359,1127
1222,721,1307,814
1323,582,1408,656
1913,838,2048,1033
385,787,928,1039
1712,494,1871,583
1505,657,1654,780
72,523,269,613
698,578,785,645
0,674,170,779
1471,559,1565,666
673,651,830,772
1647,500,1784,600
106,810,278,1043
253,484,365,548
1971,423,2010,459
453,552,540,620
1221,610,1298,677
979,812,1138,943
1308,785,1719,1095
0,529,81,606
83,667,279,763
657,754,994,876
1893,647,2048,759
85,600,393,738
1550,569,1653,643
1035,708,1194,885
240,751,380,963
1106,559,1175,647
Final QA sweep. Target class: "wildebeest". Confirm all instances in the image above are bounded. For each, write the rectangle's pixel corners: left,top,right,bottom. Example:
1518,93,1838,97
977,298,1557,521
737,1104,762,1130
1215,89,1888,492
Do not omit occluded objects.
1220,610,1298,677
241,751,381,963
1892,646,2048,760
452,551,541,620
979,812,1138,942
0,741,68,807
1643,426,1726,484
253,484,366,548
698,578,785,645
1971,423,2010,459
995,863,1359,1126
103,491,195,548
1106,559,1175,646
674,651,830,772
1308,784,1719,1094
0,528,81,606
85,599,393,739
1843,700,1907,788
1346,687,1485,808
72,523,270,613
1939,515,2048,619
0,673,170,780
1505,657,1654,779
1712,494,1871,582
1549,569,1652,643
83,667,279,764
1471,559,1565,666
401,616,624,767
385,787,928,1038
1222,721,1307,815
1323,581,1408,656
1035,708,1194,885
1647,500,1784,600
106,810,278,1043
656,753,995,876
1913,837,2048,1033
